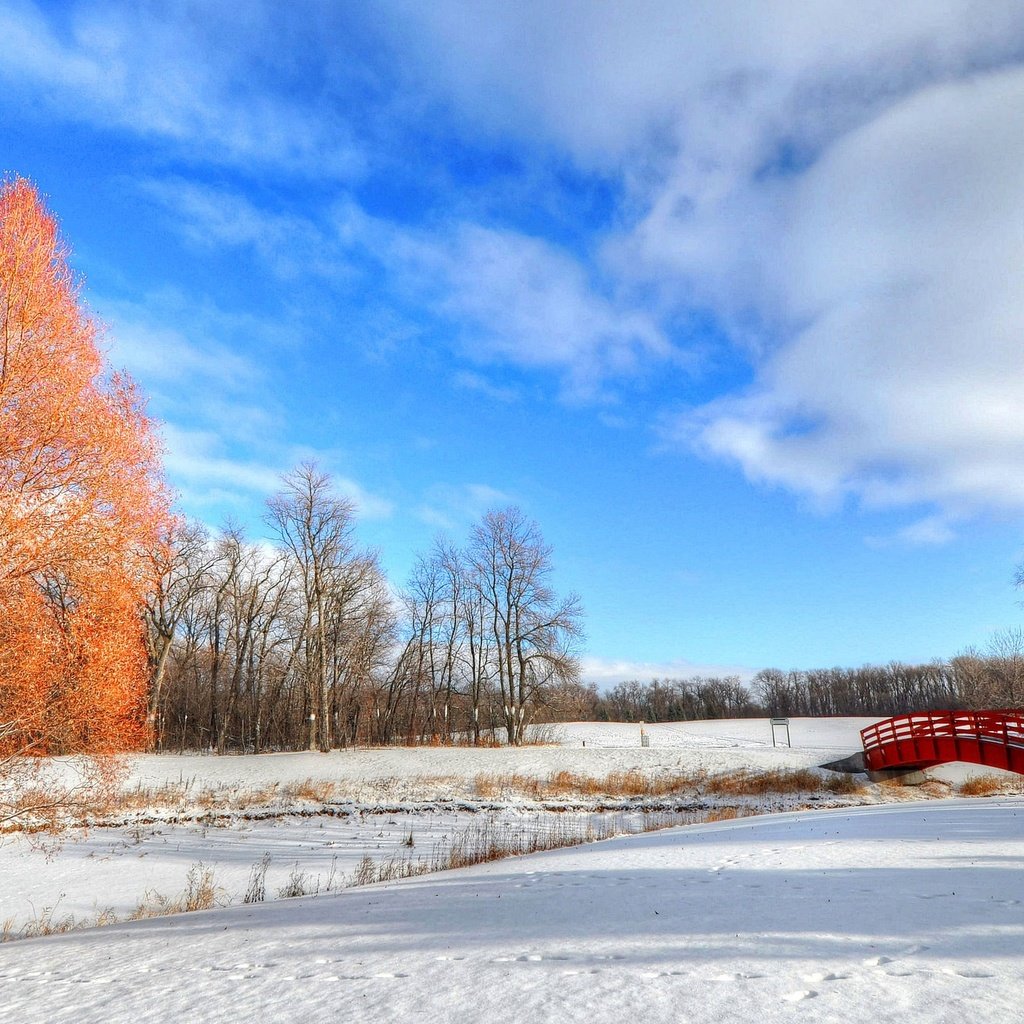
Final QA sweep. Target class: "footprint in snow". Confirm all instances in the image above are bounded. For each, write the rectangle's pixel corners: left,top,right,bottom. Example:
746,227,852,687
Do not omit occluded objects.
782,990,818,1002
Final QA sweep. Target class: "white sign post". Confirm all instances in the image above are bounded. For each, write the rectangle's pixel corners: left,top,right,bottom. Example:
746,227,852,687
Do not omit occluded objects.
770,717,791,748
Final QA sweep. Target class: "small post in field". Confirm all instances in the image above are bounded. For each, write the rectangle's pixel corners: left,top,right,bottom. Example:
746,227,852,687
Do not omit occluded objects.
770,717,791,748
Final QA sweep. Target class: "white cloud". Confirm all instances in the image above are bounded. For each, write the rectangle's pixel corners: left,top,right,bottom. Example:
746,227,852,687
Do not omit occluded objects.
159,424,283,502
671,67,1024,516
24,1,1024,523
430,224,672,400
866,515,957,550
343,207,677,398
139,180,357,283
580,656,755,688
416,483,513,531
94,291,395,521
330,478,396,521
147,180,675,400
0,1,362,176
390,1,1024,166
452,371,521,404
159,426,395,520
102,291,263,393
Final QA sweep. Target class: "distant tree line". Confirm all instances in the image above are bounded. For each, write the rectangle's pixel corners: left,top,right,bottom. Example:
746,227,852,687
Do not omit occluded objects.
752,633,1024,717
568,634,1024,725
145,466,583,751
584,676,759,723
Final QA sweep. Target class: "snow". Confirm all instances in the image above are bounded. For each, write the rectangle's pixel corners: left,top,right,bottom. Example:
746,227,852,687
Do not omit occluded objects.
2,718,1021,1022
2,800,1023,1023
120,716,880,789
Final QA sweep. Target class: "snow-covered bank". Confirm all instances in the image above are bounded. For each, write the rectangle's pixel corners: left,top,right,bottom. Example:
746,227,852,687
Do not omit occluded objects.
111,716,878,795
3,799,1022,1024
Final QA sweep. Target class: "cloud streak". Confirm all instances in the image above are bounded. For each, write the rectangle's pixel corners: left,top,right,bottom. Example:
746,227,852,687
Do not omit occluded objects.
0,1,363,177
145,179,676,400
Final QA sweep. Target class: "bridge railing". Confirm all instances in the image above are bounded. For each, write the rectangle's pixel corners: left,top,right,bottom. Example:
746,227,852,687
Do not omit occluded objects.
860,709,1024,770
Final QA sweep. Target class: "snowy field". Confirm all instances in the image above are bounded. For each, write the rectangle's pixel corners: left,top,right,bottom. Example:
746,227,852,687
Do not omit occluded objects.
115,716,882,795
2,718,1021,1022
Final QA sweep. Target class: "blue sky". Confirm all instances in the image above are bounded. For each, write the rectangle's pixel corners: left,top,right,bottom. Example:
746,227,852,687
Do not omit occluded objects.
5,1,1024,684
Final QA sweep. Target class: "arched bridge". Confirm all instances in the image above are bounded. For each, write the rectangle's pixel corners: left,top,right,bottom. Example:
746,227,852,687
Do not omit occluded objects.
859,710,1024,774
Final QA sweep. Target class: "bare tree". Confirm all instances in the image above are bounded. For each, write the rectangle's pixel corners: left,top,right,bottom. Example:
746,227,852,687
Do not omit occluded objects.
267,463,361,751
987,627,1024,707
142,519,218,747
467,507,583,745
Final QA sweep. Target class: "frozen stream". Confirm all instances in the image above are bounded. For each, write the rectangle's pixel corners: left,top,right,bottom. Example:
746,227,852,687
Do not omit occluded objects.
1,807,702,934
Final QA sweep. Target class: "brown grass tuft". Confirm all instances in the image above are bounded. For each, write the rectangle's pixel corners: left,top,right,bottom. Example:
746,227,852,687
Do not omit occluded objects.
704,807,740,822
473,769,704,801
957,774,1004,797
284,778,336,803
706,768,821,796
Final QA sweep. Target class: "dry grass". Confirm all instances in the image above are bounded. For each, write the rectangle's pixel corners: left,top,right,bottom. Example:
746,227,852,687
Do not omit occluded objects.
705,768,863,797
474,769,704,800
128,863,220,919
36,775,350,829
704,807,741,822
0,755,129,835
284,779,336,803
1,863,222,942
956,774,1005,797
2,902,79,940
244,853,271,904
475,766,863,802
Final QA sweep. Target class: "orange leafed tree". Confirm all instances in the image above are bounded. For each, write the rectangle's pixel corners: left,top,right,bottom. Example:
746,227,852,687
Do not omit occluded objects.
0,177,173,754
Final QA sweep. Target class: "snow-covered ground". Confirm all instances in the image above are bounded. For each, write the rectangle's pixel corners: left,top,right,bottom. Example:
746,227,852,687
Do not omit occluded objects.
2,717,1020,1021
3,800,1023,1023
3,717,879,933
113,716,880,795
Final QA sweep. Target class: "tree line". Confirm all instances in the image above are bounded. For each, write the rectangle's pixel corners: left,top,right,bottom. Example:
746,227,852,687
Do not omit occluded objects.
145,469,584,751
576,637,1024,724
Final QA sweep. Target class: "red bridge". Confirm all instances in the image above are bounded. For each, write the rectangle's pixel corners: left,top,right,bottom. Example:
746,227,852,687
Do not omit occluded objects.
860,710,1024,774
